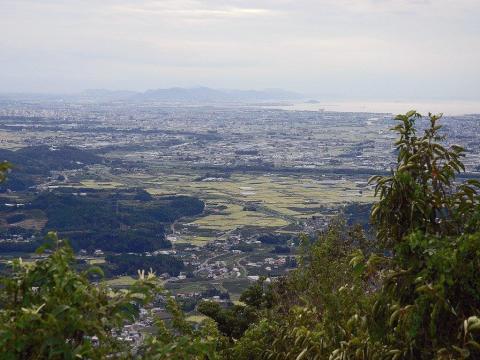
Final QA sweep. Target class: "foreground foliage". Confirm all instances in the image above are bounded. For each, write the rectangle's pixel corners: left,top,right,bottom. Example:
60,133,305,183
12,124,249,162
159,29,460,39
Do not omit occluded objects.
141,297,228,359
0,233,157,359
223,111,480,359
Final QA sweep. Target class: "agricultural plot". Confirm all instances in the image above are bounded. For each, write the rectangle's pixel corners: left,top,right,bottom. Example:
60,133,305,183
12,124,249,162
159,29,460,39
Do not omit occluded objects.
104,276,164,288
65,167,373,246
137,170,373,236
80,180,124,189
86,257,105,265
173,235,216,246
191,203,289,231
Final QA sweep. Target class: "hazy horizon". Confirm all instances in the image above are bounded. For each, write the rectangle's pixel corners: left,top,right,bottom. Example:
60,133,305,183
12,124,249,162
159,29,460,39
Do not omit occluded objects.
1,0,479,101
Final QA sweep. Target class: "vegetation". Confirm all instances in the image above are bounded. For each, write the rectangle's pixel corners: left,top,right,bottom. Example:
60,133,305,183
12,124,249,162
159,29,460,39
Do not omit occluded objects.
13,190,205,253
0,146,101,176
257,233,291,245
140,297,227,360
0,146,102,192
369,111,479,247
223,111,480,359
104,253,185,277
0,232,157,359
0,161,12,183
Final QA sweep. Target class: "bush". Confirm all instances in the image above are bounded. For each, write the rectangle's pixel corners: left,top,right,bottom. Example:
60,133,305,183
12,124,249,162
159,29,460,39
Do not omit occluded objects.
231,111,480,359
0,233,157,359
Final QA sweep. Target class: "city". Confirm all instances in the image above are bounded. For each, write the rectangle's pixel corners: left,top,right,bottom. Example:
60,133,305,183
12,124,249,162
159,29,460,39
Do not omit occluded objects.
1,97,479,346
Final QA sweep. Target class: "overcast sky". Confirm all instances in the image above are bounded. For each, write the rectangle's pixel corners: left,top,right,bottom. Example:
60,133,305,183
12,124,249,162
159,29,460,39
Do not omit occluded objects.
1,0,479,100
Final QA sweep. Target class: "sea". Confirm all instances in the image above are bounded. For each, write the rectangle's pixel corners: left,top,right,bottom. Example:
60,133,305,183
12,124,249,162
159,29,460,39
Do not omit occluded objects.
258,100,480,116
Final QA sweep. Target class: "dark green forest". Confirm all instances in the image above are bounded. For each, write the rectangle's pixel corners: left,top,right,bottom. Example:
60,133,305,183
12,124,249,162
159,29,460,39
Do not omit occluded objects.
0,146,102,191
0,189,204,253
104,253,185,277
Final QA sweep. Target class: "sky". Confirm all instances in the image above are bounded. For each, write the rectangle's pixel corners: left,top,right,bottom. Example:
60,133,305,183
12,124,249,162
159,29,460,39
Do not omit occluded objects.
1,0,479,100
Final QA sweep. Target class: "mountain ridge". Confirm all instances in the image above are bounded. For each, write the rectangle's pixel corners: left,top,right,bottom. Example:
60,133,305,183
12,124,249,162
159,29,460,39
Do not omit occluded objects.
0,87,305,103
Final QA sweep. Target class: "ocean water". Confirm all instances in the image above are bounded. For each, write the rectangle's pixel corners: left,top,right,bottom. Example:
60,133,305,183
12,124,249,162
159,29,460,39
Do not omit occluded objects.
260,100,480,116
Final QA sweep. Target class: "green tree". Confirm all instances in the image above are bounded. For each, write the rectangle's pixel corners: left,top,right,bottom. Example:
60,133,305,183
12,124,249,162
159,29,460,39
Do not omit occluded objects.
0,232,157,359
140,297,227,359
0,160,12,183
197,300,258,340
231,220,373,359
369,111,480,247
337,111,480,359
231,111,480,360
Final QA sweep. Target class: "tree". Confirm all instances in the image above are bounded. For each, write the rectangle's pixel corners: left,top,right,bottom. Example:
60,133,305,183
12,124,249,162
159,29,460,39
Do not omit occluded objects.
197,301,258,340
0,161,12,183
0,232,157,359
369,111,480,248
141,297,227,359
339,112,480,359
231,220,372,359
231,111,480,360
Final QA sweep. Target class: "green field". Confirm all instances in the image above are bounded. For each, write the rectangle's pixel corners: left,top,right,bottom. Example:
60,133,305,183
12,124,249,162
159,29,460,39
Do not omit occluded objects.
191,203,289,231
173,235,216,246
141,172,373,214
80,180,124,189
67,168,373,246
143,172,372,235
87,257,105,265
104,276,137,287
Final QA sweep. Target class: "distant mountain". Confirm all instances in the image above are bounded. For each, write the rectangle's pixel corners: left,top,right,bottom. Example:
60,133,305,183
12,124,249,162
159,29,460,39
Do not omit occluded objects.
135,87,304,103
0,87,304,104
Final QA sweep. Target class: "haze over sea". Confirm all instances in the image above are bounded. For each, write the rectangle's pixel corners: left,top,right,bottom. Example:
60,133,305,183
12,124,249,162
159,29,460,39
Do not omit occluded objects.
265,100,480,116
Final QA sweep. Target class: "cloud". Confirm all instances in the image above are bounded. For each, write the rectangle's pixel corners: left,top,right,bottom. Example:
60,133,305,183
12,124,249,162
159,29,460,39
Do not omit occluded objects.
0,0,479,98
110,3,275,19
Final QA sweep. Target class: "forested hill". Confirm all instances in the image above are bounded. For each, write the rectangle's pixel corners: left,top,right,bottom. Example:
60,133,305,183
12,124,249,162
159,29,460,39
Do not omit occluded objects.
0,145,102,174
34,190,204,252
0,145,103,191
1,189,205,253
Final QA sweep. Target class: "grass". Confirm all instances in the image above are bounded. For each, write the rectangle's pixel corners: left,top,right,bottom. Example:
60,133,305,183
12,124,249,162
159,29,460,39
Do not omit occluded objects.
165,281,210,294
146,188,177,196
104,276,137,287
143,172,373,219
174,235,216,246
191,203,289,231
104,276,165,288
79,180,124,189
87,258,105,265
186,314,208,323
222,279,252,299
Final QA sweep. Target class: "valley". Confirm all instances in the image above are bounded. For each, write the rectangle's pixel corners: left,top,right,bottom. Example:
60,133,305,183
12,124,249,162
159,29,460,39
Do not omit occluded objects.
1,100,479,311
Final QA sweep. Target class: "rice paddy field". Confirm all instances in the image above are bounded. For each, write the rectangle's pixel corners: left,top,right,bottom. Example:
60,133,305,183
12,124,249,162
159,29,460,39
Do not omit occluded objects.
104,276,164,288
140,172,374,215
104,276,137,287
191,203,289,231
79,180,124,189
143,171,373,237
61,168,374,246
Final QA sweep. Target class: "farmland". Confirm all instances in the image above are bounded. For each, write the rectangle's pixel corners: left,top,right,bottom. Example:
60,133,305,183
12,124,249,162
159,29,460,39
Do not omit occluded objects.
1,101,478,318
